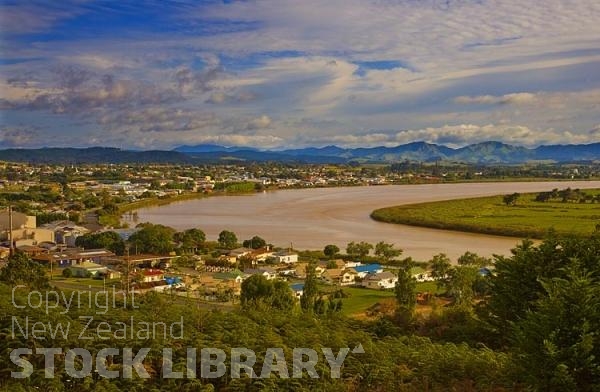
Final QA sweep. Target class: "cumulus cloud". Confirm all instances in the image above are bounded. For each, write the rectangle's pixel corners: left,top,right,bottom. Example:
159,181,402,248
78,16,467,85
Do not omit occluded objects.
3,66,182,114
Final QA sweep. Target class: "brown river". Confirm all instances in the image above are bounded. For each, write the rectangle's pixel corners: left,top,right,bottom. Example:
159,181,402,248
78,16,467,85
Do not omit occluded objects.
128,181,600,261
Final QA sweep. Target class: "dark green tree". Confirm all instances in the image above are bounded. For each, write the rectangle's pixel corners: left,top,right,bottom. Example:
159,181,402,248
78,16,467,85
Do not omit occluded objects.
218,230,238,249
512,265,600,391
323,244,340,258
240,275,294,311
503,192,520,206
75,231,125,255
0,252,49,289
240,274,273,306
457,251,489,267
175,228,206,253
242,235,267,249
395,259,417,315
300,262,318,312
375,241,402,263
128,223,175,255
346,241,373,259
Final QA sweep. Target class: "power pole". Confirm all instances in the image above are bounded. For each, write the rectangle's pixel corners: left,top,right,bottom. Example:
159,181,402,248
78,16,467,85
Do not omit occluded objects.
8,206,14,257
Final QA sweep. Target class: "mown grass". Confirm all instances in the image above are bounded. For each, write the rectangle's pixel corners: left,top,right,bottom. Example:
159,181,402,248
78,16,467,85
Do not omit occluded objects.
371,189,600,238
340,287,396,315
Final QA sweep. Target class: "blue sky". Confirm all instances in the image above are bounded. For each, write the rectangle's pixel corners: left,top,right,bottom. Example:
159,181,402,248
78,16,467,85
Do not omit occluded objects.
1,0,600,149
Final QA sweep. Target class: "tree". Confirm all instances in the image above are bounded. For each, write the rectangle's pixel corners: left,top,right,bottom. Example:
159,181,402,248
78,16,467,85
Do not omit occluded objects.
242,235,266,249
240,274,273,306
395,259,417,316
128,223,175,254
346,241,373,259
175,228,206,253
457,251,489,267
375,241,402,263
512,265,600,390
482,237,569,338
270,280,295,311
0,252,49,289
447,265,478,307
429,253,452,291
218,230,238,249
62,268,72,278
503,192,520,206
323,244,340,258
240,275,294,311
300,262,319,312
75,231,125,255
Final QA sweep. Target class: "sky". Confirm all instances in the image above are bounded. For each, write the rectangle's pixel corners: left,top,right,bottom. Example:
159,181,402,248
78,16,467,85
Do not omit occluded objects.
1,0,600,150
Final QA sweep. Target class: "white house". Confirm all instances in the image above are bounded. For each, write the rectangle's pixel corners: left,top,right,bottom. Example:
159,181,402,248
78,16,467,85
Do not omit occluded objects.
340,270,358,286
244,267,277,280
344,260,362,269
362,271,398,290
273,250,298,264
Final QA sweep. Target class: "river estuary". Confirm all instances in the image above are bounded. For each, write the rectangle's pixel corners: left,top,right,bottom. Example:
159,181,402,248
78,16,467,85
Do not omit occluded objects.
127,181,600,261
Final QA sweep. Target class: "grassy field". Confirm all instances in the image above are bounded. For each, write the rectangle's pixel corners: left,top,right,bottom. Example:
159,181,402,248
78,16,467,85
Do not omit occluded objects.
339,287,396,315
337,282,441,316
371,189,600,238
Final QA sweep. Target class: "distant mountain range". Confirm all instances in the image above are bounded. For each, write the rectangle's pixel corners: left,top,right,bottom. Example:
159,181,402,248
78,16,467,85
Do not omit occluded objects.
1,141,599,164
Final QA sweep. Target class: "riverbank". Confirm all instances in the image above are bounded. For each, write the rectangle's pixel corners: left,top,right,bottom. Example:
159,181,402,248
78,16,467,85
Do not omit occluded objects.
371,188,600,238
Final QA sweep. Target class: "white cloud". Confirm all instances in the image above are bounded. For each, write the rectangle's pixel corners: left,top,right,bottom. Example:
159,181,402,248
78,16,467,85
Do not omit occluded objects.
2,1,600,148
308,123,596,148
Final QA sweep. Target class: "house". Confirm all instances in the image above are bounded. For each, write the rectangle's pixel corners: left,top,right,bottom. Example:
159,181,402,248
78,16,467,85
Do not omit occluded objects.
273,250,298,264
39,220,89,247
344,260,362,269
322,268,358,286
97,269,121,280
32,248,115,267
228,247,253,260
103,254,176,269
321,269,343,285
214,269,247,284
362,271,398,290
141,269,164,283
250,246,275,262
340,270,358,286
16,245,48,257
244,267,277,280
352,263,384,278
290,283,304,299
69,261,107,278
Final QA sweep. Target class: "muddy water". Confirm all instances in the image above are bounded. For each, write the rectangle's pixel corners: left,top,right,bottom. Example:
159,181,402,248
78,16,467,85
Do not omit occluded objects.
128,181,600,261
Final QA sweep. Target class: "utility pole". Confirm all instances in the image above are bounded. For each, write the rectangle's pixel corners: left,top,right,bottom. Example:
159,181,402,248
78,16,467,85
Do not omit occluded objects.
8,206,14,257
126,246,130,294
